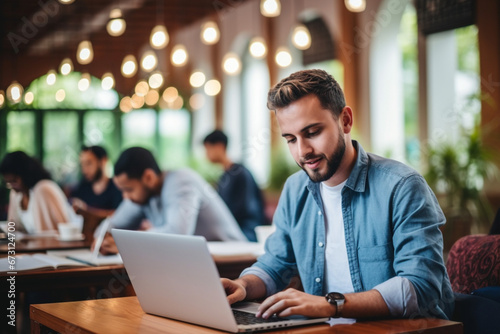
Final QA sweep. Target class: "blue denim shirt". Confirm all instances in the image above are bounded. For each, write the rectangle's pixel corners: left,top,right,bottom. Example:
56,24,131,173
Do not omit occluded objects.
242,141,454,319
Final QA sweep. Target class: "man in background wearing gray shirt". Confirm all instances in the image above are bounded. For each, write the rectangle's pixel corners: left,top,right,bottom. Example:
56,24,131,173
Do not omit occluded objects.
97,147,246,254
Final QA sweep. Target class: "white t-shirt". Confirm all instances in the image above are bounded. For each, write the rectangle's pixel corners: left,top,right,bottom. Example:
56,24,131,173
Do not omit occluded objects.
321,180,354,294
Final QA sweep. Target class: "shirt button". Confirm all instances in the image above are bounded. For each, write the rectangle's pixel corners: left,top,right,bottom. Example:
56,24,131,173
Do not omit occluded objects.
318,211,322,216
318,242,324,247
315,277,321,283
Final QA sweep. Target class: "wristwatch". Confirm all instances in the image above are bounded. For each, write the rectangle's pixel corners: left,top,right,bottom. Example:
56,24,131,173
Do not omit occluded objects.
325,292,345,318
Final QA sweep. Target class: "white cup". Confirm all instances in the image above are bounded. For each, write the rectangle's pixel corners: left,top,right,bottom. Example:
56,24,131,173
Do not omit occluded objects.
57,223,81,241
255,225,276,245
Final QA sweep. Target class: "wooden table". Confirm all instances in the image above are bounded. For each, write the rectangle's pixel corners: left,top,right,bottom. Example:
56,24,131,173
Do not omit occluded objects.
0,236,89,254
30,296,463,334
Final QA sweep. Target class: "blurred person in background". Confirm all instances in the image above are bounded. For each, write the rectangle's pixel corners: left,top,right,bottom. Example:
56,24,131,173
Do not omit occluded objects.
0,151,73,233
70,145,122,218
204,130,267,242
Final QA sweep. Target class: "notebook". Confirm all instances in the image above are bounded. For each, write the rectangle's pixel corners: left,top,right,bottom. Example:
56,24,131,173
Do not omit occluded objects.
65,219,122,266
112,229,329,333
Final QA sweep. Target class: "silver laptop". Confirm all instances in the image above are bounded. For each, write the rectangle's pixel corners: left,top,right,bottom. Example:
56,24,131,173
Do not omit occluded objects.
112,229,329,333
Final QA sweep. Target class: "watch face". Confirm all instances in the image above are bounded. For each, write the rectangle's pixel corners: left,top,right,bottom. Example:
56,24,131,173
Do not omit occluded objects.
326,292,345,303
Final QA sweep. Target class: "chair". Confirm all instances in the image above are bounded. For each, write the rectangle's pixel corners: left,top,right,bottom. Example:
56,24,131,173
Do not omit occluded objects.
446,234,500,334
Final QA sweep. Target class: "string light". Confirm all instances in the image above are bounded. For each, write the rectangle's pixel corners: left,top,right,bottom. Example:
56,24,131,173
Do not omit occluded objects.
260,0,281,17
148,72,164,89
171,45,188,67
77,40,94,65
121,54,138,78
189,71,206,88
275,47,292,67
345,0,366,12
46,70,57,86
204,79,221,96
141,51,158,72
7,82,23,103
222,53,241,75
101,72,115,90
249,37,267,59
59,58,73,75
24,91,34,105
201,21,220,45
106,9,126,37
150,25,169,49
292,24,312,50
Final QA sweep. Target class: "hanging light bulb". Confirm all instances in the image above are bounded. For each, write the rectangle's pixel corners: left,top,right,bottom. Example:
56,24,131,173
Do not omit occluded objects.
249,37,267,59
120,96,133,112
260,0,281,17
55,89,66,102
24,91,34,105
171,45,188,67
131,94,145,109
135,81,150,97
0,90,6,108
189,71,206,88
204,79,221,96
46,70,57,86
345,0,366,12
162,87,179,103
77,40,94,65
150,25,169,49
292,24,312,50
58,0,75,4
121,54,138,78
101,72,115,90
106,9,126,37
275,47,292,67
145,90,160,106
59,58,73,75
148,72,164,89
222,52,241,75
141,50,158,72
7,82,23,103
78,73,91,91
200,21,220,45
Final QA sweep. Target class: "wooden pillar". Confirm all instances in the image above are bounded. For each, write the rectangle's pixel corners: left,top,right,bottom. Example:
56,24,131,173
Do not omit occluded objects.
476,0,500,208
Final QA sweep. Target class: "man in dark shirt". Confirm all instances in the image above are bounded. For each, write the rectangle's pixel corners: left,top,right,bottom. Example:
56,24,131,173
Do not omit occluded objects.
203,130,267,241
70,145,122,218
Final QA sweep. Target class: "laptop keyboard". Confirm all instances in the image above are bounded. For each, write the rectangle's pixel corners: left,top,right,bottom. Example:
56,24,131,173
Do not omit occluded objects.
233,309,290,325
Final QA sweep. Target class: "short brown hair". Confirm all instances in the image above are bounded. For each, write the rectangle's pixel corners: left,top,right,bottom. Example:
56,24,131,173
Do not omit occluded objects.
267,69,346,119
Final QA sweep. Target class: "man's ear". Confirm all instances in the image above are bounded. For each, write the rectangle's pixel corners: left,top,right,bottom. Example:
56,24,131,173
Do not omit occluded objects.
340,106,353,134
141,169,157,187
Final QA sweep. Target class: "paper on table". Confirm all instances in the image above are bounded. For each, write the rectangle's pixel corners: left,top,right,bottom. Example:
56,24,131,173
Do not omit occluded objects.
0,253,86,272
207,241,264,257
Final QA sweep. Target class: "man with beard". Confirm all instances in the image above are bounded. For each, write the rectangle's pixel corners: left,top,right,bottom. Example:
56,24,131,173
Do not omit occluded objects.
95,146,246,254
222,69,454,321
70,145,122,218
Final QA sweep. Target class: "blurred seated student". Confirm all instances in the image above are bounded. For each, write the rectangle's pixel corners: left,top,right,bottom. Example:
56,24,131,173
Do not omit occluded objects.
95,147,246,254
0,151,73,233
69,145,122,219
203,130,267,241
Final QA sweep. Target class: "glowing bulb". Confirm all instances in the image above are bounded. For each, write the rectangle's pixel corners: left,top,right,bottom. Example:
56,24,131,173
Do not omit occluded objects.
101,72,115,90
24,91,34,105
145,90,159,106
7,82,23,103
78,73,91,91
260,0,281,17
106,9,126,37
135,81,149,97
141,51,157,72
58,0,75,4
121,54,137,78
275,47,292,67
55,89,66,102
189,71,206,88
131,94,144,109
77,40,93,65
162,86,178,103
120,96,133,112
292,24,311,50
201,21,220,45
204,79,221,96
0,90,5,107
171,45,188,67
249,37,267,59
345,0,366,12
148,72,164,89
150,25,169,49
222,52,241,75
59,58,73,75
46,70,57,86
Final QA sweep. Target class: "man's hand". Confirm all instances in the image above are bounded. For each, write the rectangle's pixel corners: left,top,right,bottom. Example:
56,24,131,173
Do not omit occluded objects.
257,288,335,319
221,278,247,304
91,232,118,255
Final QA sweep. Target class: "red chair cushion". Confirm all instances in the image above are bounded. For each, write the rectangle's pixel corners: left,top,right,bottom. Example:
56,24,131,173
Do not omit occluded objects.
446,234,500,294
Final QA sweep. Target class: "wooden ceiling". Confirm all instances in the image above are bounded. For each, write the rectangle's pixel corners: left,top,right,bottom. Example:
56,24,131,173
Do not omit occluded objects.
0,0,247,94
